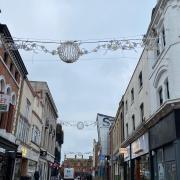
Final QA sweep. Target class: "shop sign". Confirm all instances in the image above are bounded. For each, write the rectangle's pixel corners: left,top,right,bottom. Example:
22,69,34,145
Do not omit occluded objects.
0,94,10,112
131,133,149,159
97,113,114,128
21,146,27,157
119,148,128,155
132,139,142,154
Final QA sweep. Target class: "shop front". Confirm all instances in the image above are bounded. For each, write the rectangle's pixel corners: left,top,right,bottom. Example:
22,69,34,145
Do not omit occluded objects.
131,133,150,180
0,136,18,180
149,110,180,180
13,145,39,179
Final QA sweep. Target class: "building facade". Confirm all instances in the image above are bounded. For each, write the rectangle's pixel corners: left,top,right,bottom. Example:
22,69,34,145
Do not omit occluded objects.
118,0,180,179
111,99,124,180
30,81,58,180
63,155,93,177
14,79,43,179
0,24,28,180
96,113,114,178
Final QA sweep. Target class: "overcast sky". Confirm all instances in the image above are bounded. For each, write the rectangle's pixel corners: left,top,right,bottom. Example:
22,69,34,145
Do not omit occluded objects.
1,0,156,161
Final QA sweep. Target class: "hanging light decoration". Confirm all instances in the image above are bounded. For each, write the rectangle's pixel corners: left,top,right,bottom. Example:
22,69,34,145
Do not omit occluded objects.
77,121,85,130
57,41,81,63
60,120,96,129
1,36,146,63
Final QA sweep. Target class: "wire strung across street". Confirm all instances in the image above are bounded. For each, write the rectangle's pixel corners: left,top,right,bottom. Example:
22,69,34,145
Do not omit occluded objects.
0,35,160,63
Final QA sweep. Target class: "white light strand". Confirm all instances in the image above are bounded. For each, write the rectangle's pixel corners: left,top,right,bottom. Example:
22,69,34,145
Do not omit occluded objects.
64,151,92,156
60,121,96,129
1,37,144,63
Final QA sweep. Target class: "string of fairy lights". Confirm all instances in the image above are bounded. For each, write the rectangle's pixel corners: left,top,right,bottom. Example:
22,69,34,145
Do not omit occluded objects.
0,34,160,63
60,120,96,130
64,151,92,157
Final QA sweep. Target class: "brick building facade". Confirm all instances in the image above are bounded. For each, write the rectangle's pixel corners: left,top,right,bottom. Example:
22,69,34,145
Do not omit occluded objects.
0,24,28,180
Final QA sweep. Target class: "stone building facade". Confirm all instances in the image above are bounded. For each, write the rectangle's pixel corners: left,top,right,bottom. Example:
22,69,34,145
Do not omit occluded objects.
14,79,43,179
114,0,180,179
30,81,58,180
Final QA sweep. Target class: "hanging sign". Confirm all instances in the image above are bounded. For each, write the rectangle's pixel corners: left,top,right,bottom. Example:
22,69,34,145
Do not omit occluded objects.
0,94,10,112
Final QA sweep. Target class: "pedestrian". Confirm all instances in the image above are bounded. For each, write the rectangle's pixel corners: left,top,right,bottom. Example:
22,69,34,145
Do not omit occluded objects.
34,170,40,180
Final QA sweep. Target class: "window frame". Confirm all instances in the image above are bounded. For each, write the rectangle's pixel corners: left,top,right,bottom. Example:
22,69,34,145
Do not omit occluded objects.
138,71,143,89
132,114,135,131
158,86,163,106
131,88,134,104
126,123,128,137
140,103,144,122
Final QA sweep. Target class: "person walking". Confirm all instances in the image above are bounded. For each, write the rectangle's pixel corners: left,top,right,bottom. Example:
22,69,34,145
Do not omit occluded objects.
34,171,40,180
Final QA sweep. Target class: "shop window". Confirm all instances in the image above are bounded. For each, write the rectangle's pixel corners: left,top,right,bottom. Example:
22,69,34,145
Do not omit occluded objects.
140,103,144,122
131,88,134,103
138,71,143,89
132,115,135,131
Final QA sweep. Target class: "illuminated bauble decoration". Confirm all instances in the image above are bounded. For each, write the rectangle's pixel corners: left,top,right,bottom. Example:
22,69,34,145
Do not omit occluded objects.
57,41,80,63
77,121,84,130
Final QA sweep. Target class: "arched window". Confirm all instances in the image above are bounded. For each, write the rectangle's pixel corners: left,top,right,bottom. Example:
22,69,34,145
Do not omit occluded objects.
6,85,12,96
0,76,6,93
154,66,169,107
